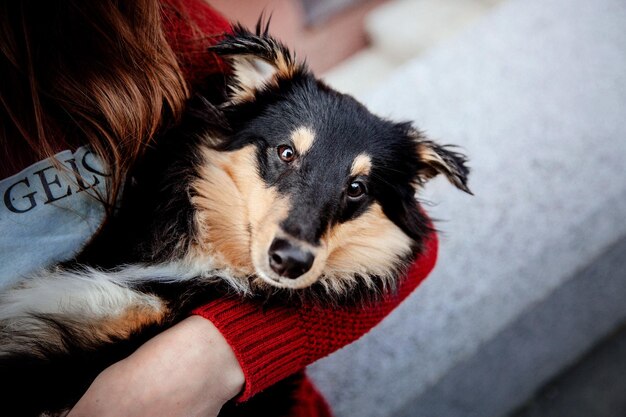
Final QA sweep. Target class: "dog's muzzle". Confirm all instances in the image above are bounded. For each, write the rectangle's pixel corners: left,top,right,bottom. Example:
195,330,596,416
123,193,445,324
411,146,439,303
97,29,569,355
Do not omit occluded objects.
268,238,314,279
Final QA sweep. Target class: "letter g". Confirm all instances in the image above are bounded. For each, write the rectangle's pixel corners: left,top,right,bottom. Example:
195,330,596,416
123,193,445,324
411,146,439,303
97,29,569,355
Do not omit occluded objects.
3,177,37,213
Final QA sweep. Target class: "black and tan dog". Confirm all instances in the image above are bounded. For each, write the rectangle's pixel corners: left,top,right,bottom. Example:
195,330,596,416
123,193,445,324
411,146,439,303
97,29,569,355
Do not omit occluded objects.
0,24,471,416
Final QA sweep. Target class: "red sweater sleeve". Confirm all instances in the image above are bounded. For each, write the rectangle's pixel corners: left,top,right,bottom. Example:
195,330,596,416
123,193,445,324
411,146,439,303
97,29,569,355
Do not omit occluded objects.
162,0,439,401
193,232,437,401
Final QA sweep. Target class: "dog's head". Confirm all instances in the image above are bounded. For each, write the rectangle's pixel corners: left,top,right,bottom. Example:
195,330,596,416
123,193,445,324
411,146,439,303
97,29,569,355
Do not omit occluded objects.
189,24,471,296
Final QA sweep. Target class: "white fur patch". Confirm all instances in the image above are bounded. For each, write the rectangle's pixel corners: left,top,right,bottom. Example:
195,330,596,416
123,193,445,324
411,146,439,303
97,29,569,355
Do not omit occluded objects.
0,261,243,356
228,56,278,103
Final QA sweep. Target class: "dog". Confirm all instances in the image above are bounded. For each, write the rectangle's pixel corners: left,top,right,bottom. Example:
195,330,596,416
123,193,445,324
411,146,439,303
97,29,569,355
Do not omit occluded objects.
0,23,471,416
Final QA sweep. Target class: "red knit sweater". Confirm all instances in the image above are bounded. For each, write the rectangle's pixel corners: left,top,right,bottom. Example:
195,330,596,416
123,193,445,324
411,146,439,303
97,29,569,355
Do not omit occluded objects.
162,1,439,415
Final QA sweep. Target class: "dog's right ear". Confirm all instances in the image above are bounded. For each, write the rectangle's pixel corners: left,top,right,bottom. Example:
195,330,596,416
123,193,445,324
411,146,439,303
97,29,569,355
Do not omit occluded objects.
409,130,472,194
210,22,305,104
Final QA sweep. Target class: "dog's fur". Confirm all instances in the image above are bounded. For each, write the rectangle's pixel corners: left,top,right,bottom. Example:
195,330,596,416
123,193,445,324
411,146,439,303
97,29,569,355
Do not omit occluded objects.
0,24,471,417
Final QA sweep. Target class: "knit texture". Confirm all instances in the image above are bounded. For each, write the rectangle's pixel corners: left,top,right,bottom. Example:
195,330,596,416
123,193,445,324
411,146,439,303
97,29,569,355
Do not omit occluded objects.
193,233,438,402
161,0,439,413
162,0,232,85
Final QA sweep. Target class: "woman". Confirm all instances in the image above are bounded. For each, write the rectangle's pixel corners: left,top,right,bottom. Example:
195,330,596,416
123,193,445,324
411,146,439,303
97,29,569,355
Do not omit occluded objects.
0,1,438,416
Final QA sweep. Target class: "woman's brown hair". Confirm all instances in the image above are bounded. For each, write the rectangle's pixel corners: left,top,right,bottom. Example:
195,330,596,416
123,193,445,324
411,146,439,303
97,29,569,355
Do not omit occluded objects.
0,0,189,210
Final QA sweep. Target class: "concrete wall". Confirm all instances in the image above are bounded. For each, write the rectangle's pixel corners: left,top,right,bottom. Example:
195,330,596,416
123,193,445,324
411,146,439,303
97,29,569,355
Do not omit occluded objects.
308,0,626,415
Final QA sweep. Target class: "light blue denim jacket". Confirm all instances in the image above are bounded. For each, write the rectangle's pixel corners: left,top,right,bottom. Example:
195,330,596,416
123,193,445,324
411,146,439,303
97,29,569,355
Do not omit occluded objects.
0,147,107,289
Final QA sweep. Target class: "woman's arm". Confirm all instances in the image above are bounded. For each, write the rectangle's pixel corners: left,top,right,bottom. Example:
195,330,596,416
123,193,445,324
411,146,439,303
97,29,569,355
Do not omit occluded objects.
67,316,244,417
68,232,436,416
193,231,438,401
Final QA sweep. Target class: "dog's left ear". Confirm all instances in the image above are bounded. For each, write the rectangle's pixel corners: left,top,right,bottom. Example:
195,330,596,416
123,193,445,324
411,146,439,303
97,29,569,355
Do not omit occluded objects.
210,22,304,104
411,130,473,194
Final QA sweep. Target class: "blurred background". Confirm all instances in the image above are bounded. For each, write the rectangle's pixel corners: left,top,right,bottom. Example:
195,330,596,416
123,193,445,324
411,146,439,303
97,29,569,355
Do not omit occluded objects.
211,0,503,98
210,1,626,416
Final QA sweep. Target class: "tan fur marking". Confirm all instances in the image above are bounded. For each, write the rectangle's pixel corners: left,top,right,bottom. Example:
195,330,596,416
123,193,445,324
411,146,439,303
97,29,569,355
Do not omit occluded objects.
416,142,447,181
274,52,298,79
97,303,168,341
350,153,372,177
291,126,316,155
191,146,256,273
409,130,440,178
322,203,413,287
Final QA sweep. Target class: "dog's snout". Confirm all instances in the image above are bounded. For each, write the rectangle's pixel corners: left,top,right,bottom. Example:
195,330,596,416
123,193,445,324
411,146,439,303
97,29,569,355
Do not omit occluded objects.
268,238,314,279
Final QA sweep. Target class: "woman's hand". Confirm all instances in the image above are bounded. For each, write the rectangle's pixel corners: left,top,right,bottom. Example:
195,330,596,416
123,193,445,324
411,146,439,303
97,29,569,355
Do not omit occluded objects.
68,316,244,417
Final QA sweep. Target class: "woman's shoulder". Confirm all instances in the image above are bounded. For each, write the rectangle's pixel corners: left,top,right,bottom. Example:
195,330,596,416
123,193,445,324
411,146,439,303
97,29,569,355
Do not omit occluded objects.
161,0,232,84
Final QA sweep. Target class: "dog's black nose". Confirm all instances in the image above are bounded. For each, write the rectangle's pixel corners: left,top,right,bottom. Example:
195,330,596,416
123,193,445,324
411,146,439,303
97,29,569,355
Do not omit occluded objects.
268,238,314,279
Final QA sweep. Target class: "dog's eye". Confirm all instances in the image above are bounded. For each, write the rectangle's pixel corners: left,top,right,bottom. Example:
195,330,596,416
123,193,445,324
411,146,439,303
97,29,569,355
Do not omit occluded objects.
277,145,296,162
347,181,367,199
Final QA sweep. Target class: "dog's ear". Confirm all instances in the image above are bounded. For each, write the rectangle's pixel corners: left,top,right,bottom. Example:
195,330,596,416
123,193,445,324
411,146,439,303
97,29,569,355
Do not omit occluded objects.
411,130,472,194
210,21,304,104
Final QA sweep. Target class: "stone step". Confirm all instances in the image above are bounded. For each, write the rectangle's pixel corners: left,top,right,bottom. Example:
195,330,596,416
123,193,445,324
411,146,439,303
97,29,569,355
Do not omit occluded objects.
365,0,502,62
322,0,504,99
309,0,626,416
321,48,396,101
